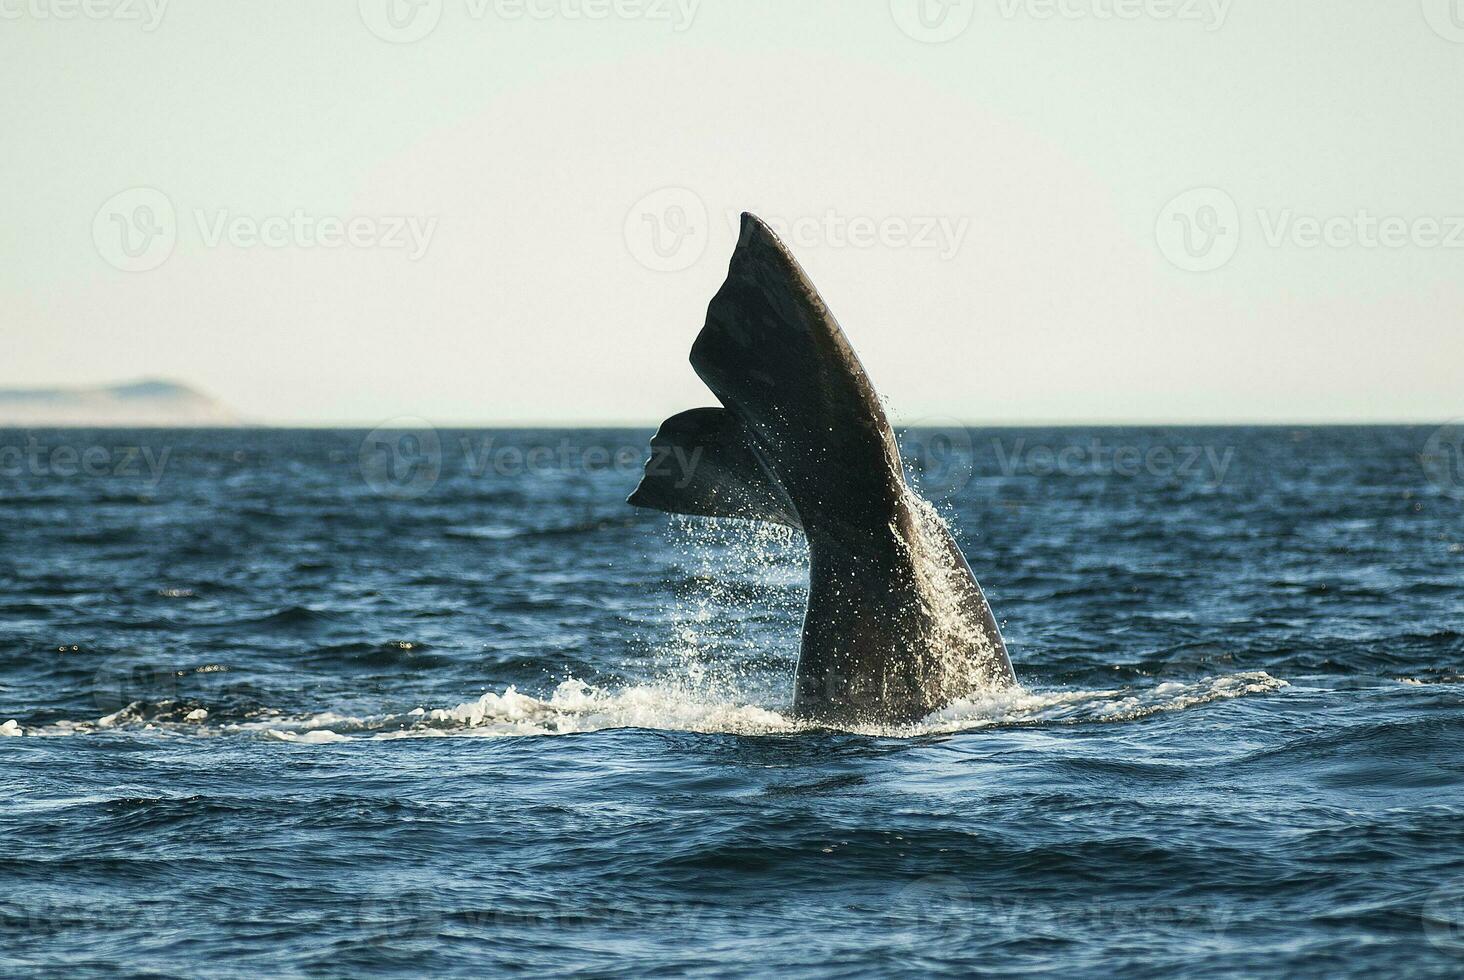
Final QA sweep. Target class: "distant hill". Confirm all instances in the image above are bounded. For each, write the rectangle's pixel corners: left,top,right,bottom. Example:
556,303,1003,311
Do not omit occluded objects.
0,380,240,426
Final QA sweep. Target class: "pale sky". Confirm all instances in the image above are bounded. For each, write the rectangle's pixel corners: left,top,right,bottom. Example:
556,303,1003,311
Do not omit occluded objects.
3,1,1462,424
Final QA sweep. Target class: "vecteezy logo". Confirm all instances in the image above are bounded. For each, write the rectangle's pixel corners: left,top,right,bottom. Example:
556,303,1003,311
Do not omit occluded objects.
359,419,443,499
93,655,180,715
1155,187,1241,272
356,894,440,945
899,417,976,501
623,188,708,272
1421,421,1464,501
888,875,975,948
1421,0,1464,43
92,188,177,272
1423,882,1464,953
359,0,442,43
889,0,976,43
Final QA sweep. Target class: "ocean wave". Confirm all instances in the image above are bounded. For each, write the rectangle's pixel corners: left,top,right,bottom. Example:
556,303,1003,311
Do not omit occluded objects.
443,517,640,541
14,672,1288,742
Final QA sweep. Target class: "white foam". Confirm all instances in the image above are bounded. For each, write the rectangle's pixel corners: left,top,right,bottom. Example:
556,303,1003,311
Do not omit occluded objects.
266,729,350,744
221,670,1288,742
422,679,797,736
0,719,23,737
17,673,1288,742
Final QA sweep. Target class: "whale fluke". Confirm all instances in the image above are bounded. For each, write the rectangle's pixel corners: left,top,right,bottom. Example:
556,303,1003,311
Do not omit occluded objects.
627,407,800,529
630,212,1016,723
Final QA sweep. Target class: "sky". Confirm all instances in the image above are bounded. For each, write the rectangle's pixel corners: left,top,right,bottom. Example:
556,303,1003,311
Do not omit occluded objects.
3,0,1462,425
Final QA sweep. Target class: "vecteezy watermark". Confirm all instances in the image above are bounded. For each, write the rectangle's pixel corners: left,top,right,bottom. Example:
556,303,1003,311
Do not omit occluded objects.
92,187,177,273
355,894,442,945
0,0,169,30
461,436,649,479
623,189,970,273
0,898,178,938
888,876,976,947
93,187,438,272
889,0,977,43
1421,0,1464,43
899,419,977,501
993,0,1231,29
472,0,699,29
890,0,1230,42
1157,187,1464,272
194,210,436,260
884,876,1233,947
357,422,676,500
1155,187,1241,272
358,0,443,43
1421,421,1464,502
353,894,741,948
624,187,709,272
92,656,182,716
91,653,275,723
1255,210,1464,251
1424,881,1464,954
993,435,1235,486
899,426,1237,499
725,210,972,261
359,419,444,500
358,0,700,43
0,437,171,489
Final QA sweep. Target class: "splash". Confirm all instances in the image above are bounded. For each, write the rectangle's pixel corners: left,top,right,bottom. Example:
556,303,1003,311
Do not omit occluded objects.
898,489,1012,696
19,672,1289,742
657,515,807,704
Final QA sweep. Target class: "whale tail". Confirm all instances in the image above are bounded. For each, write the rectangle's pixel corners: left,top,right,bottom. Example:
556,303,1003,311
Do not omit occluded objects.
627,406,800,529
629,212,1015,722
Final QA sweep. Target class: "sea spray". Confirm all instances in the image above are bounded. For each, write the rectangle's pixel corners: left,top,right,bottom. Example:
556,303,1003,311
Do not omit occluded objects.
658,515,807,706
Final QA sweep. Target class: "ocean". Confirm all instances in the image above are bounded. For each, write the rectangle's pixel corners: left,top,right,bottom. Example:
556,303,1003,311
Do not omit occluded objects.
1,425,1461,977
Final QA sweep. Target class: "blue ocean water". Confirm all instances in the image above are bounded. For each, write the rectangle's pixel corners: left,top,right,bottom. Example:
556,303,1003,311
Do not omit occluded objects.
1,425,1461,977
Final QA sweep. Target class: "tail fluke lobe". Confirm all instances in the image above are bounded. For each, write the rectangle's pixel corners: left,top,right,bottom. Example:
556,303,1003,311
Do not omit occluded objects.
628,407,801,529
689,213,905,537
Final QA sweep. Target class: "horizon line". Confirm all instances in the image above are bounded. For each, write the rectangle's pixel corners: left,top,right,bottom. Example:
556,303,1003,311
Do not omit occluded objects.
1,417,1455,429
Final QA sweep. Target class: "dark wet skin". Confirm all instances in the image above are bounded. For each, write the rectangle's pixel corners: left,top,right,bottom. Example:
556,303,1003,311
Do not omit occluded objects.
634,212,1016,723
